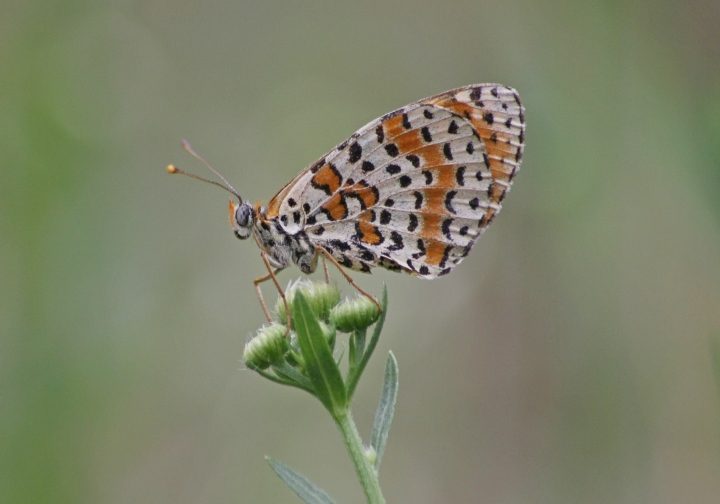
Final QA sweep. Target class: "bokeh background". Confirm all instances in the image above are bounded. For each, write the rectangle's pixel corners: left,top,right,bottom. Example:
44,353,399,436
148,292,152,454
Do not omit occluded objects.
2,1,720,503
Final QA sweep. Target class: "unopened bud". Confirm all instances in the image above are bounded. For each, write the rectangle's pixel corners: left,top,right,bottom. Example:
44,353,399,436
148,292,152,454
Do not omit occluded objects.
276,280,341,325
243,323,289,370
330,295,381,333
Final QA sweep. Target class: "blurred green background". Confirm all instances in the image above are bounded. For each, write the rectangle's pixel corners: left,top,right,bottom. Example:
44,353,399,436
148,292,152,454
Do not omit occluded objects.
2,1,720,503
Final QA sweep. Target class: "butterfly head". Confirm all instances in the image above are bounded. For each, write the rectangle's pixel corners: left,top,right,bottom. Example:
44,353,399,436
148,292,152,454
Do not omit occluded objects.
229,200,255,240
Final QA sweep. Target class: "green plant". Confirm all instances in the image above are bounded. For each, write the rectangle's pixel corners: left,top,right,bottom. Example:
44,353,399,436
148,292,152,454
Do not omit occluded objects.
243,281,396,504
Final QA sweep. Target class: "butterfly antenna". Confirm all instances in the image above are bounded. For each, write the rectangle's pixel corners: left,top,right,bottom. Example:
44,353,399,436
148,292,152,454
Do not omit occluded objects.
165,140,243,203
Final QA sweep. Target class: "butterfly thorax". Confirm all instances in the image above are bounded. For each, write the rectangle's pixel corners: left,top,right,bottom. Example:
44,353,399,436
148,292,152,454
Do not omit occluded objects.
230,200,317,273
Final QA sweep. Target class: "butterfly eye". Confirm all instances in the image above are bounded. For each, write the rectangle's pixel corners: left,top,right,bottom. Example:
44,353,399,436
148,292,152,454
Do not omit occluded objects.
235,204,253,227
230,203,254,240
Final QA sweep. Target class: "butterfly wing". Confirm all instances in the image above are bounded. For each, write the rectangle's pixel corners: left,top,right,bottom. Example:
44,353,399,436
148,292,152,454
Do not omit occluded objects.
269,84,525,277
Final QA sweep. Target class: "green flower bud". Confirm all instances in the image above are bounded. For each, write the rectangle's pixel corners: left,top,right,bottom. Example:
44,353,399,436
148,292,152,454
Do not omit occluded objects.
243,323,289,370
330,295,381,332
276,280,341,325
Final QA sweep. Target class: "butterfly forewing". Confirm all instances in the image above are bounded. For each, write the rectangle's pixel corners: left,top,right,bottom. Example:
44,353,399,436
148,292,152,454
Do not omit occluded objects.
267,84,525,278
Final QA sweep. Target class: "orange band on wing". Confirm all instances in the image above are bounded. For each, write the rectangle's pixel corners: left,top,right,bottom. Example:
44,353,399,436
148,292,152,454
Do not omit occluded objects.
357,221,383,245
312,164,342,194
320,193,348,221
393,129,423,154
382,115,406,138
425,240,446,266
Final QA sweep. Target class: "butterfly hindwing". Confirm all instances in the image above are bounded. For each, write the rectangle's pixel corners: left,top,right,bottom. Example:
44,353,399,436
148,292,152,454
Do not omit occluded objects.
268,84,525,277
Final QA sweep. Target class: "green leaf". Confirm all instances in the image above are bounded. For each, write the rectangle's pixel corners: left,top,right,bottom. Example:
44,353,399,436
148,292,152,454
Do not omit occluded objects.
293,291,347,415
371,352,398,471
269,362,315,394
347,328,366,384
346,285,388,400
352,328,367,366
267,457,338,504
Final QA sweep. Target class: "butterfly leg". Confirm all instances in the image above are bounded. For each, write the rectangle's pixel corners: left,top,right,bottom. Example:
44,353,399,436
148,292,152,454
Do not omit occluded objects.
321,256,330,283
255,253,291,334
314,246,383,313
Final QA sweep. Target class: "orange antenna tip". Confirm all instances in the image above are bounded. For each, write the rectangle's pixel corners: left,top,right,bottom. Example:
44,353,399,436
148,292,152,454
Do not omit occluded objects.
168,140,243,202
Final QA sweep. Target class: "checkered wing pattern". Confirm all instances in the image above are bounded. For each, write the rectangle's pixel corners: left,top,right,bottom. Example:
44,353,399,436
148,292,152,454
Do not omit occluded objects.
267,84,525,278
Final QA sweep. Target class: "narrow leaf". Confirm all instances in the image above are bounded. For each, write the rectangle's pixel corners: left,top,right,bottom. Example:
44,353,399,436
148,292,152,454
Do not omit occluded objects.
346,285,389,400
293,291,347,415
371,352,398,470
352,328,367,366
270,362,315,394
347,328,366,383
267,457,338,504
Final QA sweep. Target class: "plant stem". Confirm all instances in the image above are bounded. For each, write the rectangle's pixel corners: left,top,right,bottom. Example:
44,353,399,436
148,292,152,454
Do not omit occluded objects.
334,410,386,504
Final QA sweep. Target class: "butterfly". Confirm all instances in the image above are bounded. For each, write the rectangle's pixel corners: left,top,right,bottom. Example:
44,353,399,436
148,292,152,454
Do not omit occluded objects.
168,84,525,323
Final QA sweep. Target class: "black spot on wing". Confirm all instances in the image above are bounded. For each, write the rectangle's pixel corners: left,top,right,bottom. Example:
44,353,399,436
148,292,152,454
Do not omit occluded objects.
348,142,362,163
406,154,420,167
408,213,418,232
442,218,453,240
375,125,384,143
359,249,375,262
387,231,404,251
310,158,326,173
444,191,457,214
330,239,351,252
456,166,465,186
412,239,426,259
385,143,399,157
402,113,411,129
422,170,433,185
